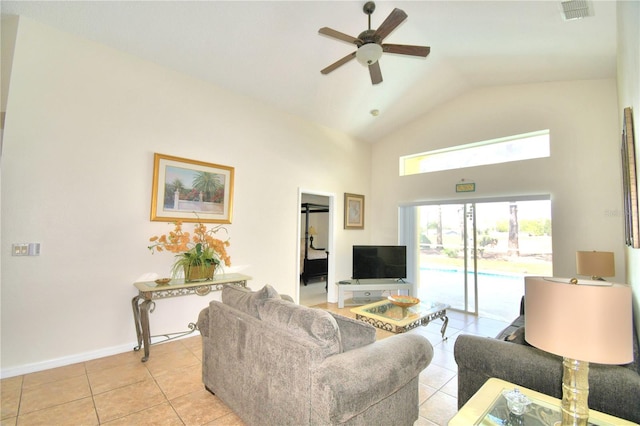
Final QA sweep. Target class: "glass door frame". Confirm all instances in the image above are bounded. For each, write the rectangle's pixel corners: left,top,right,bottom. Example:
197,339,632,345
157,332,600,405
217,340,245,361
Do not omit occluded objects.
464,203,479,315
400,194,551,316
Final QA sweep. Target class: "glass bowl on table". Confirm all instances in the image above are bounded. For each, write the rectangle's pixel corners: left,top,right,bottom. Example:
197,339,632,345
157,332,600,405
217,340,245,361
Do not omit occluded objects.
387,295,420,318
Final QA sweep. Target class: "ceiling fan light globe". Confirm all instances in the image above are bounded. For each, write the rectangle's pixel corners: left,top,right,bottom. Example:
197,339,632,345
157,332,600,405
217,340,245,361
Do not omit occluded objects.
356,43,383,66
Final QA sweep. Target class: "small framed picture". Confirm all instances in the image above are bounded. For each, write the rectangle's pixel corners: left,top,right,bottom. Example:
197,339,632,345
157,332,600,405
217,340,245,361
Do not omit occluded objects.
150,153,234,224
344,193,364,229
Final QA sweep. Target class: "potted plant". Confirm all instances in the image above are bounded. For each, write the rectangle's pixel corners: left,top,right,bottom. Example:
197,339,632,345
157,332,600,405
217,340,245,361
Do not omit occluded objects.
148,220,231,281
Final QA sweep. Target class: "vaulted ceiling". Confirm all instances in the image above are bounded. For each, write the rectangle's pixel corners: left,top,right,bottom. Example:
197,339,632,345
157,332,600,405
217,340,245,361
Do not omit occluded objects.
1,1,617,143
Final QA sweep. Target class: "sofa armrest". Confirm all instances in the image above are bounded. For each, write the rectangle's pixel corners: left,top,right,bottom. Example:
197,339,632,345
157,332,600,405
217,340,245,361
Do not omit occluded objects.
197,308,209,338
327,312,376,352
454,334,562,408
311,333,433,423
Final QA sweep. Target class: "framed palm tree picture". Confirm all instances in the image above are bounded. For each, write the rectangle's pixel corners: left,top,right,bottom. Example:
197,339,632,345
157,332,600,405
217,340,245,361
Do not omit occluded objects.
150,153,234,223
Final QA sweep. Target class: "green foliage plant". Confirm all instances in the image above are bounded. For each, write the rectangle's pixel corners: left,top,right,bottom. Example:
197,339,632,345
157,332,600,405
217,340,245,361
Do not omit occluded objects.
148,220,231,280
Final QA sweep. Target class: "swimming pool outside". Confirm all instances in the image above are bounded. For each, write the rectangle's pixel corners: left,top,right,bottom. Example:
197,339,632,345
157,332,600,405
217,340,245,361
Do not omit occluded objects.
418,267,528,322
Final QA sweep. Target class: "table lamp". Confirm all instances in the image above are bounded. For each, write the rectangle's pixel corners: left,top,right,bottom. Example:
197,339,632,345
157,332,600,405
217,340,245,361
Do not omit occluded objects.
308,226,318,249
524,277,632,426
575,251,614,280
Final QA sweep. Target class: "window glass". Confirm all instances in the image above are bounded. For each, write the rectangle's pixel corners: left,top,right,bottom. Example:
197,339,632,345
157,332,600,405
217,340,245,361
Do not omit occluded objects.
400,130,550,176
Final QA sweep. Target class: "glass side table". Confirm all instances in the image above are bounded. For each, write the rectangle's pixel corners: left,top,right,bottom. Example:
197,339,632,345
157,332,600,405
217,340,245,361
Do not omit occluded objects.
449,378,636,426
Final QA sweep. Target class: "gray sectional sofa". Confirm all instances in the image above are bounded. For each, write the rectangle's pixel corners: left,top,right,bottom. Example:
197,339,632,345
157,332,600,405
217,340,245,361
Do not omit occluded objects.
454,297,640,423
197,284,433,425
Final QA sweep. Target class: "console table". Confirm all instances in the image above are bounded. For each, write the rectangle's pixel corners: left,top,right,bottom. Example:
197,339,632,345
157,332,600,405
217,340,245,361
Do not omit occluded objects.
336,279,416,308
131,273,251,362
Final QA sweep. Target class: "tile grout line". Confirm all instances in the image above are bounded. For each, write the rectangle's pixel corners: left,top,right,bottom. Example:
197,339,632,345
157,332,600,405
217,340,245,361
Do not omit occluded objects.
83,362,103,425
148,359,186,426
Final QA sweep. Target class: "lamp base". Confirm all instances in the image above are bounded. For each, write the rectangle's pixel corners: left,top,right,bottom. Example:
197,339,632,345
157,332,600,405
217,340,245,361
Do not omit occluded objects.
561,357,590,426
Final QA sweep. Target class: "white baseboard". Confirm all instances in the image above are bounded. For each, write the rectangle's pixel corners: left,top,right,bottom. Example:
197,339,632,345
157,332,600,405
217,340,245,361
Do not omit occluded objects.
0,332,201,378
1,342,136,378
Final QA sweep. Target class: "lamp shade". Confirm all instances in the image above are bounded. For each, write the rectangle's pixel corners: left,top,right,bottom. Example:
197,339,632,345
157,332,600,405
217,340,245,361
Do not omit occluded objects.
356,43,383,66
524,277,632,364
308,226,317,236
576,251,614,278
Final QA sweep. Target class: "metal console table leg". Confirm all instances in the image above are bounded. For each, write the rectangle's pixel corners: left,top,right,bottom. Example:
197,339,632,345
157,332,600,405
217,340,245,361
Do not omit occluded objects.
130,274,251,362
440,314,449,340
131,296,154,362
131,295,144,353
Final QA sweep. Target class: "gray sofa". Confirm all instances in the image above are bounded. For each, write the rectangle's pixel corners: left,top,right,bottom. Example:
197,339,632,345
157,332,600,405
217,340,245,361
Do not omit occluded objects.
454,297,640,423
197,284,433,426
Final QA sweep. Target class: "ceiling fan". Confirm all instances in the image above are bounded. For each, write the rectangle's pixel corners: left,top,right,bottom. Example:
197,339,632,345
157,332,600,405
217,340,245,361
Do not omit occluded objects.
319,1,430,85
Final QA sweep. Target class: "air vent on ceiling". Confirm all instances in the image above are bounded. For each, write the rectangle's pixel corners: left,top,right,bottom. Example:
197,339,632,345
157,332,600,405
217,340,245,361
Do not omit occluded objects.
561,0,593,21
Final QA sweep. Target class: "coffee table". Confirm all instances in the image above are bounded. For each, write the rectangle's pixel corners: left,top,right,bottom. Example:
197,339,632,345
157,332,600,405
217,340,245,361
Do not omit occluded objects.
350,299,450,336
448,378,635,426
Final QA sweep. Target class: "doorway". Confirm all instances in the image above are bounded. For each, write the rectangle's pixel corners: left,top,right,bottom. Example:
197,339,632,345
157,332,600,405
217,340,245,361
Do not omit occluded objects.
298,192,333,306
412,197,552,321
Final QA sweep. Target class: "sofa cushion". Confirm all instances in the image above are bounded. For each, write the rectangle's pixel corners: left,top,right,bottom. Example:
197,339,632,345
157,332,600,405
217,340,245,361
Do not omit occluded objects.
221,284,280,318
258,298,342,357
327,312,376,351
503,326,531,346
495,314,525,340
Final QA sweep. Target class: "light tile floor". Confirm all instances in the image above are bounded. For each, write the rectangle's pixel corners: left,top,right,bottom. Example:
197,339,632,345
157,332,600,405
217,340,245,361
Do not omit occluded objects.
0,303,508,426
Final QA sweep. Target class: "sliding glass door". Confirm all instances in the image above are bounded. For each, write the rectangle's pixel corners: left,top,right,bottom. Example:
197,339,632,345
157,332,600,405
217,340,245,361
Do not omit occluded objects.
419,204,477,314
415,198,552,321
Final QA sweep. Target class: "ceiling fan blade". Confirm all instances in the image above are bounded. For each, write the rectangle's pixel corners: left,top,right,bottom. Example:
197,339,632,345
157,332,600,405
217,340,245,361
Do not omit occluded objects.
383,44,430,57
321,52,357,75
369,61,383,85
318,27,361,45
373,8,407,41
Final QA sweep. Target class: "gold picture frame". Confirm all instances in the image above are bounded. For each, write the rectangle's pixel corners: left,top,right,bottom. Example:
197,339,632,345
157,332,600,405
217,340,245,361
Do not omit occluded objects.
150,153,234,223
622,107,638,247
344,193,364,229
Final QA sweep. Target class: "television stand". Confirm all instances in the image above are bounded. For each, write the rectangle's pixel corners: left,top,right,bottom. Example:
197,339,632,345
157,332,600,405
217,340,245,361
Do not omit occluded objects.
336,279,416,308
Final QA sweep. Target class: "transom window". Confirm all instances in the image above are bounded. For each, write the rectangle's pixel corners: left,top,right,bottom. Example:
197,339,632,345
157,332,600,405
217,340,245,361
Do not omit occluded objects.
400,130,550,176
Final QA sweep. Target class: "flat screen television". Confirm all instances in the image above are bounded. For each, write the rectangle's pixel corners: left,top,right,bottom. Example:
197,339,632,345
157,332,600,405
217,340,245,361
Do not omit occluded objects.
352,245,407,280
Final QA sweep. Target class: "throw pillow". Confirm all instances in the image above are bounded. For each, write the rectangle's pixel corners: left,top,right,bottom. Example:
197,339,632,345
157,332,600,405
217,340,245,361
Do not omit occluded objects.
221,284,280,318
504,326,530,346
258,298,342,357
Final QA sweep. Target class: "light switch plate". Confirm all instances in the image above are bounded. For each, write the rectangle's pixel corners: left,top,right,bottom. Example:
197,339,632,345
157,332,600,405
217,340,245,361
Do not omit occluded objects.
12,243,28,256
12,243,40,256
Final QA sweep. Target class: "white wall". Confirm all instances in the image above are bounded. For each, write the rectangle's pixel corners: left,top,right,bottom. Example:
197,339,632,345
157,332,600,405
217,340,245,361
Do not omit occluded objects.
370,79,624,283
0,17,371,376
618,0,640,338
